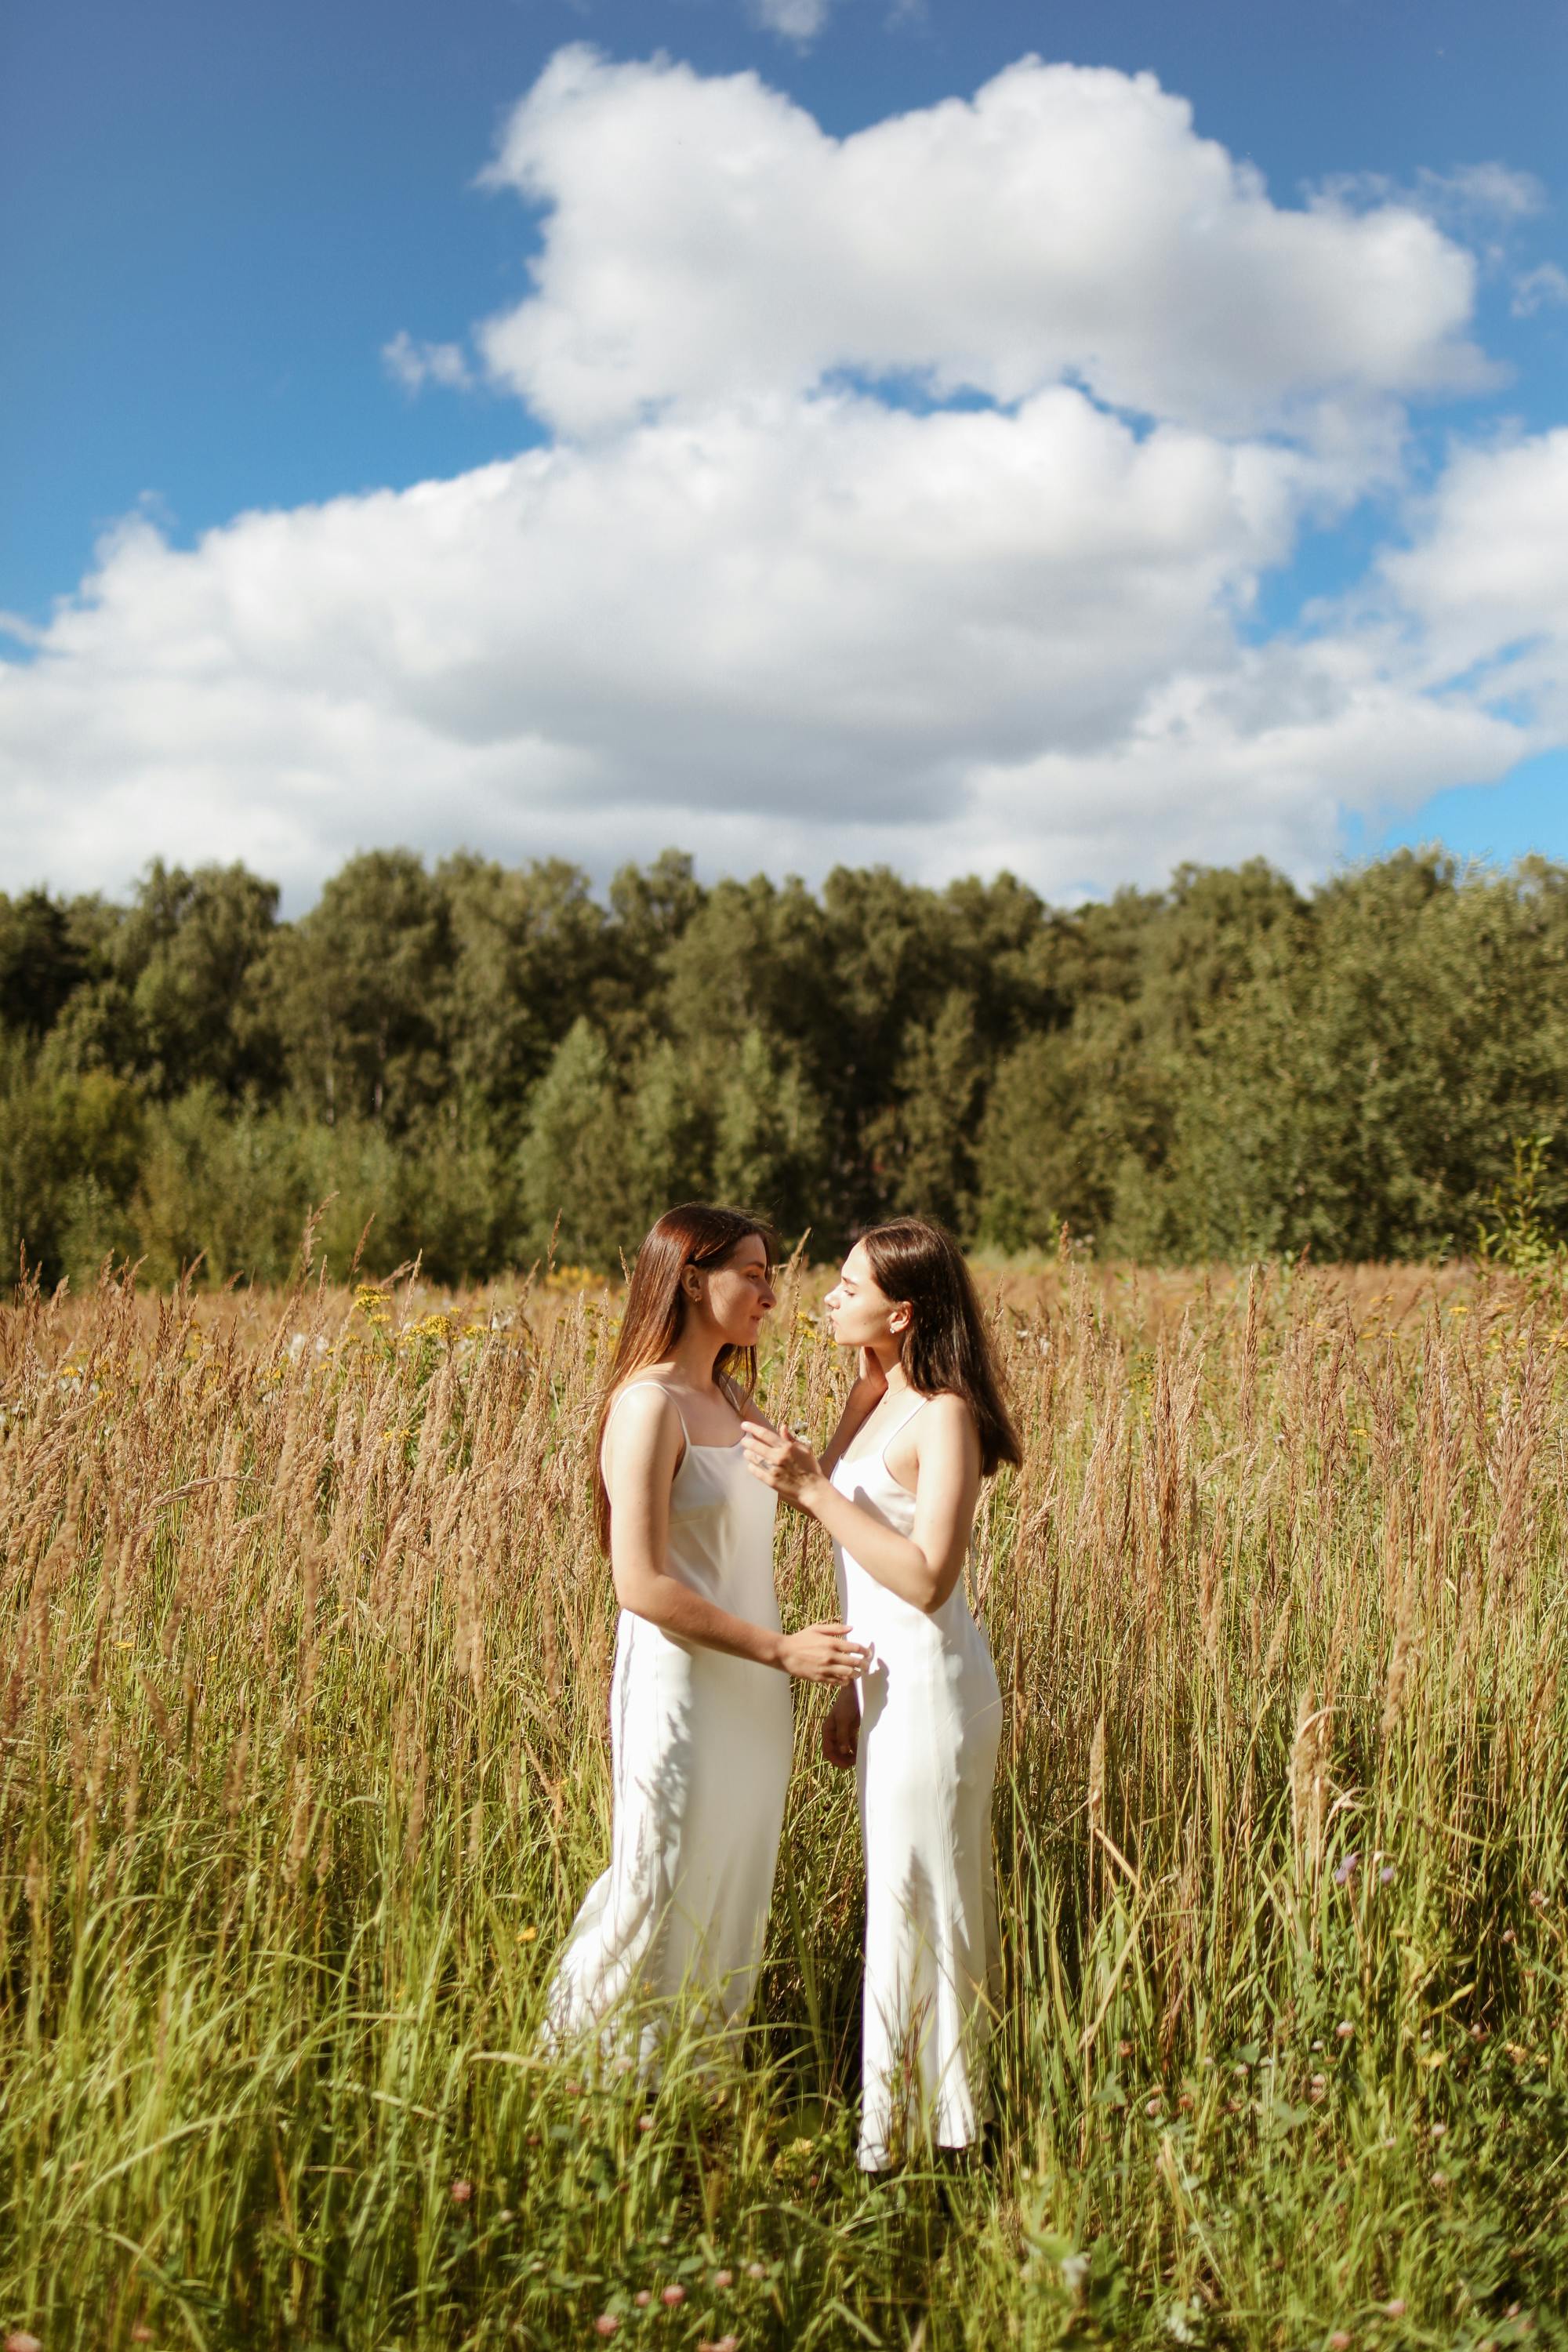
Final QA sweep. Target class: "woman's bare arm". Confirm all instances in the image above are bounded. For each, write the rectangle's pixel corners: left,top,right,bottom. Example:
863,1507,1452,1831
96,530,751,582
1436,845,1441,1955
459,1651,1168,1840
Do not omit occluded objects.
742,1396,982,1615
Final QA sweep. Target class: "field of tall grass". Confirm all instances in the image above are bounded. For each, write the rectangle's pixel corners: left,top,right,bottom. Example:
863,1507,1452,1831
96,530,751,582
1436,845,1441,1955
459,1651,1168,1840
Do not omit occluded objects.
2,1253,1566,2350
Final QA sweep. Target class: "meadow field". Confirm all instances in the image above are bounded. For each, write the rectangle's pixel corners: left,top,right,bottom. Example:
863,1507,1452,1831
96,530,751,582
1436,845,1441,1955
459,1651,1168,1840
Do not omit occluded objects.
2,1253,1566,2350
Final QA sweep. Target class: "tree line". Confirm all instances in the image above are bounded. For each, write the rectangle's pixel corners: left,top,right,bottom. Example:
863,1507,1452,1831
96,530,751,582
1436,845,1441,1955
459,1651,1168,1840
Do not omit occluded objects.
4,844,1567,1287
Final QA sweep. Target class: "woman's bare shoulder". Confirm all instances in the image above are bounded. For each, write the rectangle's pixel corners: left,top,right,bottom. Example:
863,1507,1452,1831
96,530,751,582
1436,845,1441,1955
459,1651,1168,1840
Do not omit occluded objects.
915,1391,982,1450
603,1380,684,1458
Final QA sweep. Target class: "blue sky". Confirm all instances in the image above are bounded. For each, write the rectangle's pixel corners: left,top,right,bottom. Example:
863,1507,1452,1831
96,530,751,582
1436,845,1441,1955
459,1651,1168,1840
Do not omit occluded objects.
3,0,1566,904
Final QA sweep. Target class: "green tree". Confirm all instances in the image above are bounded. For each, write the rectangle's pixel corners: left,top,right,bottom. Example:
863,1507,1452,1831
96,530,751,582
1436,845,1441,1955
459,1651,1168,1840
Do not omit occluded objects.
264,851,452,1127
517,1019,641,1267
440,853,610,1135
114,860,282,1097
625,1039,714,1227
872,990,982,1231
0,890,92,1039
0,1031,145,1286
711,1029,826,1242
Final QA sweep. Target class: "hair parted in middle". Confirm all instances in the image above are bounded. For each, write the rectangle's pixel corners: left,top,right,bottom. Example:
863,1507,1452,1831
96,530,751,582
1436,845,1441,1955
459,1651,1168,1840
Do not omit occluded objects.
593,1201,778,1550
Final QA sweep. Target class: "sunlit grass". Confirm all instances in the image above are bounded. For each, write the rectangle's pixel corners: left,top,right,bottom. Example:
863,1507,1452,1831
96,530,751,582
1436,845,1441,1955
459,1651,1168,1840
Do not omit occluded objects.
2,1256,1566,2348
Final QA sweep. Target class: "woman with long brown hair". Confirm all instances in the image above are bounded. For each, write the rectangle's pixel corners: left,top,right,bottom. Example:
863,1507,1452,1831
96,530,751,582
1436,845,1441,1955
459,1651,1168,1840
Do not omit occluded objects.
544,1203,867,2057
742,1216,1020,2168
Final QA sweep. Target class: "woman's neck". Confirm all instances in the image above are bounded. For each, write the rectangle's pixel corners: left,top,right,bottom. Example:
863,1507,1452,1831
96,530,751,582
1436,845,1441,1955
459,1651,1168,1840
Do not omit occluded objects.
668,1321,724,1392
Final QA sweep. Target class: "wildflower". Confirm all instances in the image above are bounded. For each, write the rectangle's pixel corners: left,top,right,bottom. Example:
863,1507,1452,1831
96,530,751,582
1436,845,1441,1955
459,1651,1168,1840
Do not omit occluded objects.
1385,2299,1407,2318
1328,2335,1352,2350
6,2335,43,2352
450,2179,472,2205
1530,1889,1548,1910
1335,2021,1355,2040
594,2321,620,2340
1145,2097,1162,2116
1432,2172,1448,2189
132,2332,154,2347
1118,2038,1134,2057
713,2269,733,2288
1502,1929,1517,1945
746,2263,767,2281
518,1926,537,1943
1379,1865,1396,1886
1332,1853,1358,1886
638,2115,655,2134
633,2292,652,2309
661,2285,686,2308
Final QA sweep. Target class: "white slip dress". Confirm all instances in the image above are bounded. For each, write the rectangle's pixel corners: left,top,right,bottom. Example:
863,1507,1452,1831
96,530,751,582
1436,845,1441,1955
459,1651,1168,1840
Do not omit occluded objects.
831,1392,1003,2169
544,1384,791,2063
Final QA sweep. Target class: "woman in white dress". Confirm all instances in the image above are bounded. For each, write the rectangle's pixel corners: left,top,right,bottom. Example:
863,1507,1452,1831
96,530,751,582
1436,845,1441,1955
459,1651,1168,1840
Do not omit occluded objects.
741,1217,1020,2169
544,1203,869,2060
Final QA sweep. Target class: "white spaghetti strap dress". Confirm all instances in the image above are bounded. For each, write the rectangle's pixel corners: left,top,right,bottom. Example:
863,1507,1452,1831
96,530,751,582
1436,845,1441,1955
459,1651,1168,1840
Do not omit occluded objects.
832,1392,1002,2169
544,1385,792,2060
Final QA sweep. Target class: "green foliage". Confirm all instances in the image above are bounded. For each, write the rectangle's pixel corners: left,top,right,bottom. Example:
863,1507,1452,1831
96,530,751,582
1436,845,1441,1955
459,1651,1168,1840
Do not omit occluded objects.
1476,1132,1568,1287
11,844,1568,1281
518,1018,641,1267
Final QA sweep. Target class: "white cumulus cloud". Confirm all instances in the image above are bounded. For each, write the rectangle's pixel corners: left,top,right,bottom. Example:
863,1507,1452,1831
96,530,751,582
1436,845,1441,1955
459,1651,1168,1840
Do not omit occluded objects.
1378,427,1568,733
477,49,1489,438
0,48,1558,909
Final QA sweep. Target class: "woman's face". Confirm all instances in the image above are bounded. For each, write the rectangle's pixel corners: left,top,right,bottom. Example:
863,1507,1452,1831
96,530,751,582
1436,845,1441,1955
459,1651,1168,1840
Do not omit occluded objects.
691,1233,776,1346
824,1241,907,1349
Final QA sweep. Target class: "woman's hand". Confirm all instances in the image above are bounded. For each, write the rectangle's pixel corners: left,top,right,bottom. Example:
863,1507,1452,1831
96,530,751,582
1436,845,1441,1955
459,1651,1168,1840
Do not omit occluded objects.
822,1683,860,1768
741,1424,830,1512
777,1622,870,1685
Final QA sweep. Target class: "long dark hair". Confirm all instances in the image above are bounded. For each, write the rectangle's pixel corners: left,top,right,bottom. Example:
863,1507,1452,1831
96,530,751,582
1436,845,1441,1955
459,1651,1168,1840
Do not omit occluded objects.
593,1202,777,1550
860,1217,1021,1478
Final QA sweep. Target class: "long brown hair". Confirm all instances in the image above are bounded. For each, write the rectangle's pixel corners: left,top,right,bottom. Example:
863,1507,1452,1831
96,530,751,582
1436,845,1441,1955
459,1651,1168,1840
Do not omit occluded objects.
860,1217,1022,1478
593,1203,778,1551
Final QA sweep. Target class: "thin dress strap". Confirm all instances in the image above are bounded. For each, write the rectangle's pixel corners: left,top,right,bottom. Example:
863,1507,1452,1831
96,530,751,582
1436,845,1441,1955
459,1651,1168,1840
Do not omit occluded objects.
604,1380,692,1448
880,1390,931,1461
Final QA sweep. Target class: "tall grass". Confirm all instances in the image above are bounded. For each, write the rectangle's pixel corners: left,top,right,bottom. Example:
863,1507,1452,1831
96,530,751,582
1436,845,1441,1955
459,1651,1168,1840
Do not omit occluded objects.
2,1257,1566,2350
